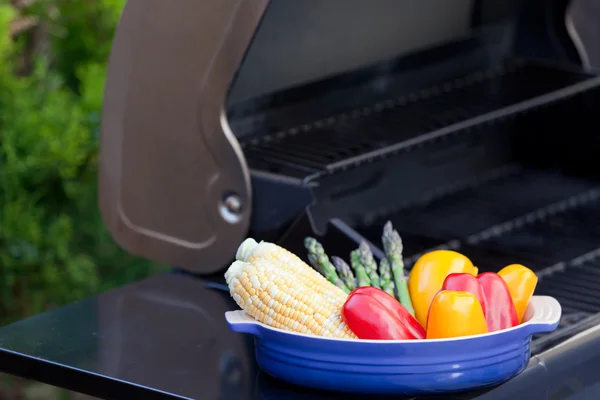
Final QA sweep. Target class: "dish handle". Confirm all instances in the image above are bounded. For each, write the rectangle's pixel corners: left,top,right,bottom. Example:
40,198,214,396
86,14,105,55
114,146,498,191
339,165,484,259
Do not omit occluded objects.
225,310,261,336
523,296,562,335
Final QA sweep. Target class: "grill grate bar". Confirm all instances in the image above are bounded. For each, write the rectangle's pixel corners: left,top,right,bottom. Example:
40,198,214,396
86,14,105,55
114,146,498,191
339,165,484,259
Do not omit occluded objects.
364,170,598,249
467,188,600,245
536,258,600,313
241,61,589,174
543,277,600,295
240,62,519,148
245,146,325,170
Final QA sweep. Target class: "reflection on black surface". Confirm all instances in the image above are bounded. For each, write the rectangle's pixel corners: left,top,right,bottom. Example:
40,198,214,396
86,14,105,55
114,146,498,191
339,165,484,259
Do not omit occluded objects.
255,373,407,400
0,274,257,400
1,273,600,400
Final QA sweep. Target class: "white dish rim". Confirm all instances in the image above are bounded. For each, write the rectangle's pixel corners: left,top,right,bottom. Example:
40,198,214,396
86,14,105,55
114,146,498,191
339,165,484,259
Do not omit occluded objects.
225,295,562,343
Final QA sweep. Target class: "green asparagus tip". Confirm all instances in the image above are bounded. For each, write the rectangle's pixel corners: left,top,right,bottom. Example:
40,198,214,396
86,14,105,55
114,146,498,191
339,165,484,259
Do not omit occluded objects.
358,241,381,288
305,237,351,292
331,256,357,291
331,256,354,278
384,220,394,234
307,254,325,274
305,237,327,256
304,236,316,248
350,249,371,287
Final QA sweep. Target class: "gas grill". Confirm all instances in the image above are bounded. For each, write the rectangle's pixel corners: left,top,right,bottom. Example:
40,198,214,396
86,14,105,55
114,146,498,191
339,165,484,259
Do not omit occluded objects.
1,0,600,399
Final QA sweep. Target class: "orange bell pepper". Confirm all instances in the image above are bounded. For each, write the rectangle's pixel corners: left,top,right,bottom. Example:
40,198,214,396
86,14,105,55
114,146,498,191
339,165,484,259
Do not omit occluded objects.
408,250,479,327
498,264,538,323
426,290,488,339
441,273,487,316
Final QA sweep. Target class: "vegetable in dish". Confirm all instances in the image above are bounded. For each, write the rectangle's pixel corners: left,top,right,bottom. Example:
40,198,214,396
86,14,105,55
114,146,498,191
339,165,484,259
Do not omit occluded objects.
226,238,356,338
408,250,479,327
225,222,541,341
342,287,425,340
331,256,357,292
304,221,412,311
304,237,351,293
382,222,414,315
358,242,382,289
441,272,518,333
476,272,519,332
426,291,488,339
498,264,538,323
377,258,396,297
350,249,372,287
442,273,488,316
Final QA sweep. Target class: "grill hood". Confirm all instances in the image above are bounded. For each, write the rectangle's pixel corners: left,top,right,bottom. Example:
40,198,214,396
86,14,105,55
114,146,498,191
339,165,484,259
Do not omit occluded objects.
99,0,594,274
99,0,267,272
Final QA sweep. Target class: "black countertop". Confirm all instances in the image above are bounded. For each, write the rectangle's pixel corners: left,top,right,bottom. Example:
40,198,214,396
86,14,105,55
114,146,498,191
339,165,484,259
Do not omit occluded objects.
1,272,600,400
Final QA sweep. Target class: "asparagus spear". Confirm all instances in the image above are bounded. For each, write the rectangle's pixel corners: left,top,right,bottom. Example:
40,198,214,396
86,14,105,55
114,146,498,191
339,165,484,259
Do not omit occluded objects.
331,256,357,291
382,221,415,315
378,257,396,297
358,241,381,289
304,237,351,293
350,249,371,287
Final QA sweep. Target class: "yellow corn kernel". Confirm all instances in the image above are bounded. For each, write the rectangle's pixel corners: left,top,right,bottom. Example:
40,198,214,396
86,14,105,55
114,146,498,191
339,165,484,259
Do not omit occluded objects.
236,238,347,305
225,259,356,339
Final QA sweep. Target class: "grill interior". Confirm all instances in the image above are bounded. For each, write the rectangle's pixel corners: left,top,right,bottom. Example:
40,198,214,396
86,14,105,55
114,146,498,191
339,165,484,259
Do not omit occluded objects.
360,169,600,256
360,169,600,338
229,26,600,351
237,59,590,177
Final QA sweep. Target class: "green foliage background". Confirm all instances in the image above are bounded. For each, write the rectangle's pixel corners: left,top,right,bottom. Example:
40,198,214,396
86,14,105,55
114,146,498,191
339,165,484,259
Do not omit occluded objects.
0,0,166,326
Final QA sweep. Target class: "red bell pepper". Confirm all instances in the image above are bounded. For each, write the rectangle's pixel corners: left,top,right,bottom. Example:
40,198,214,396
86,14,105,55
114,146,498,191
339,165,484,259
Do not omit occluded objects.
440,272,518,332
441,273,487,317
342,287,425,340
476,272,518,332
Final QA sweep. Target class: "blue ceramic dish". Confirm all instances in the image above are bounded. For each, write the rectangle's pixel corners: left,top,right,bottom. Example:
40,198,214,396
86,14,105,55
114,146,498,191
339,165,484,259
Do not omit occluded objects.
225,295,561,395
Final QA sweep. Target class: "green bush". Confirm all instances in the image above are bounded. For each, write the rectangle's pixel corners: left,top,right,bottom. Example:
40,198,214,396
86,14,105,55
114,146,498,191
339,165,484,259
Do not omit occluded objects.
0,1,166,324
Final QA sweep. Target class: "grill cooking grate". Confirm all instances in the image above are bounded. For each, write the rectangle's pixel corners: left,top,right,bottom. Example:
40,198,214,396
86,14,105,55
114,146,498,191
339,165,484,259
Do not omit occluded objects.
537,258,600,314
359,169,600,255
530,258,600,353
471,203,600,272
356,168,600,351
241,60,589,175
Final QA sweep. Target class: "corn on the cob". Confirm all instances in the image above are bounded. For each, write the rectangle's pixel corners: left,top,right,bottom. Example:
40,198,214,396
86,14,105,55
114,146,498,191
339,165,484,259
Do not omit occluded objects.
228,239,356,338
236,238,347,304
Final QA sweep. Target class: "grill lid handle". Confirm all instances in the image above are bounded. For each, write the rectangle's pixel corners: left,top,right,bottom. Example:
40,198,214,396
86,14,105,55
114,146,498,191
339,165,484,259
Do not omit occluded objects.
99,0,269,273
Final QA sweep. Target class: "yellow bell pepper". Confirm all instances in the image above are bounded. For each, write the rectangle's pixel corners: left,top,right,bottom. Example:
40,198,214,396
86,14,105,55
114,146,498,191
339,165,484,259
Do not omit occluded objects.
498,264,538,323
426,290,488,339
408,250,479,327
